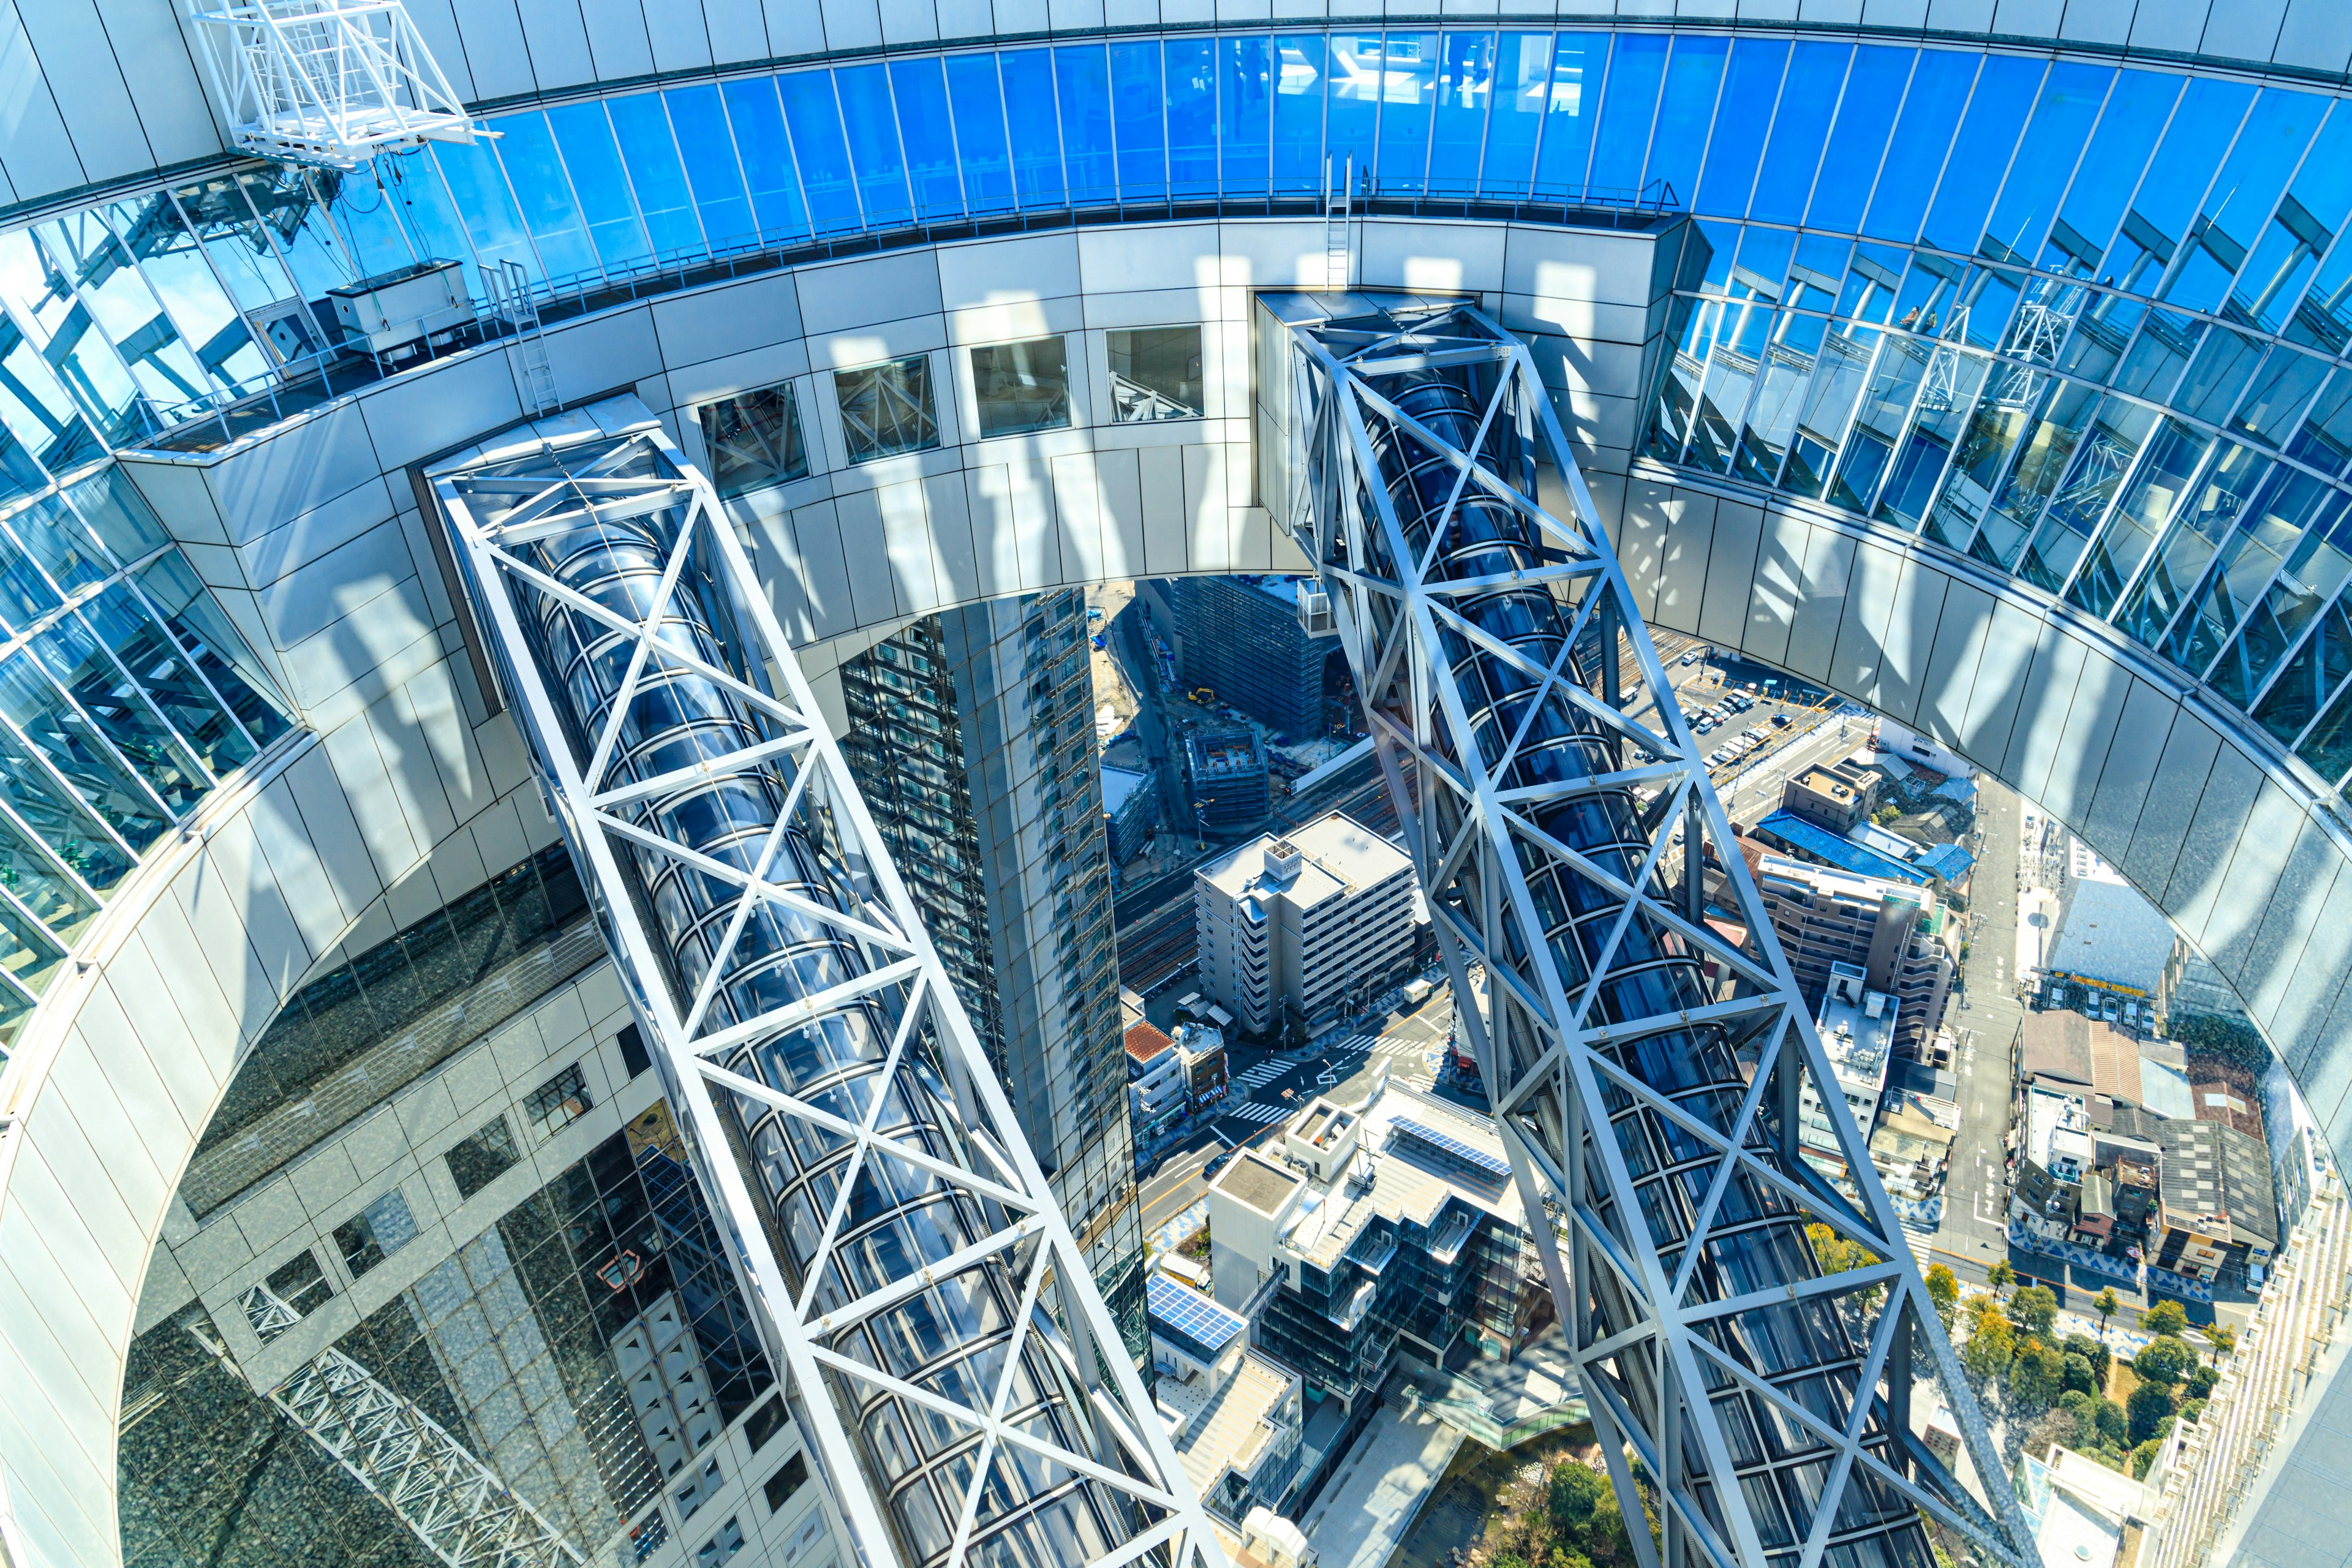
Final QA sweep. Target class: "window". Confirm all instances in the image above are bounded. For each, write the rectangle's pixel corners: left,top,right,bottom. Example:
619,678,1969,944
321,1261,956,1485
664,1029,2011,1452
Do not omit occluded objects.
527,1062,593,1136
334,1188,417,1278
619,1022,653,1079
445,1113,522,1199
245,1248,333,1340
630,1511,670,1564
699,383,809,496
744,1395,788,1452
695,1517,745,1568
969,336,1071,437
1108,326,1204,421
674,1456,723,1521
763,1453,809,1515
835,355,939,462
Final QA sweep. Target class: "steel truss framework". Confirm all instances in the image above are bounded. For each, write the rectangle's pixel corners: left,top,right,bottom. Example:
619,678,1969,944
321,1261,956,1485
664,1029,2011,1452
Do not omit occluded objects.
1262,294,2038,1568
185,0,477,169
431,408,1223,1568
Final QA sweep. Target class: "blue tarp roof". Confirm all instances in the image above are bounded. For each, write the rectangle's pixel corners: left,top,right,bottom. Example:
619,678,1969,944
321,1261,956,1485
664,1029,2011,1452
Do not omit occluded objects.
1933,776,1978,807
1755,812,1928,884
1913,842,1976,883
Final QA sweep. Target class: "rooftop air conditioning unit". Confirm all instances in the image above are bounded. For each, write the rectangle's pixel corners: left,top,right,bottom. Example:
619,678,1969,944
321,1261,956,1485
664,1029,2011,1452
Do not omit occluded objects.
326,260,475,359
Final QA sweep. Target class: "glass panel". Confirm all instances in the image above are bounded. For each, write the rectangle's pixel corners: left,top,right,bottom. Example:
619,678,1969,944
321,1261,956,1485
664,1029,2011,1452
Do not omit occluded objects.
65,465,168,567
2102,77,2253,298
1918,55,2043,257
0,803,97,941
665,86,758,252
970,338,1070,438
1271,35,1325,198
1430,31,1495,195
1873,346,1985,532
1642,36,1725,207
2296,680,2352,784
0,888,63,1000
32,611,213,805
1694,38,1785,219
1980,62,2109,265
2112,307,2203,402
832,66,911,230
1165,40,1218,200
835,356,939,463
699,383,807,498
1588,34,1668,198
489,111,600,284
2252,592,2352,746
548,102,656,271
2288,235,2352,356
36,214,212,411
777,72,861,235
318,164,417,278
165,176,301,318
1731,309,1817,483
1054,45,1116,205
102,195,271,394
0,228,148,446
884,59,962,222
947,55,1017,212
2065,417,2209,616
1001,50,1066,208
2171,326,2266,426
235,168,356,298
608,92,705,256
2163,87,2326,316
720,78,808,246
1862,50,1977,245
2228,347,2330,448
432,138,540,279
0,713,132,892
10,492,109,596
0,312,102,473
0,657,173,846
1780,325,1877,499
1806,45,1910,234
2113,439,2268,646
2286,368,2352,475
2014,397,2155,592
1828,333,1931,511
78,580,253,774
1684,298,1773,474
2042,70,2179,277
0,520,58,630
1324,33,1382,187
1372,32,1433,192
1107,328,1203,421
1646,297,1717,460
1531,32,1601,201
1109,42,1166,203
1924,366,2044,551
1479,32,1549,197
2215,494,2352,706
1747,42,1845,227
381,151,475,276
2170,467,2345,682
131,551,292,745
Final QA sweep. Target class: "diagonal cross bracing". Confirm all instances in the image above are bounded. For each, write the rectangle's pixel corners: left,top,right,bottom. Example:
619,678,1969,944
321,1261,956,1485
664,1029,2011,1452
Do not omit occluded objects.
431,409,1225,1568
1257,293,2038,1568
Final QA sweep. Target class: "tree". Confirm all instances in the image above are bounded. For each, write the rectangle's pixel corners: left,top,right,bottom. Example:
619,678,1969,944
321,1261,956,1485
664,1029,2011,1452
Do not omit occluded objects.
2127,1382,2177,1445
1806,1223,1885,1317
2141,1299,2189,1336
2062,1353,2098,1396
2092,1400,2128,1447
1961,1308,2015,1392
2206,1324,2238,1357
1926,1264,1961,1329
2130,1439,2165,1479
2062,1333,2110,1389
2008,1342,2065,1417
2185,1365,2219,1400
1988,1261,2016,1300
2012,1284,2060,1338
2094,1287,2120,1338
1549,1463,1611,1535
2134,1335,2196,1389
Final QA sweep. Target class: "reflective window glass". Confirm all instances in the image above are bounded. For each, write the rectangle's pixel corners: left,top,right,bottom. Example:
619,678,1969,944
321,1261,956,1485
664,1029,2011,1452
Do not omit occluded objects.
131,551,292,745
776,74,861,235
1373,32,1434,190
2166,88,2329,316
946,55,1018,212
0,713,132,892
1980,62,2109,265
1806,45,1910,234
608,92,706,256
2232,347,2332,448
2288,369,2352,476
722,77,810,244
1780,323,1877,499
1108,328,1203,421
2175,327,2266,425
1918,56,2042,257
2015,397,2156,592
970,337,1071,438
1744,42,1844,226
0,888,62,1003
2103,78,2252,296
1694,37,1786,219
0,657,173,846
2214,492,2352,704
664,86,760,252
0,312,101,475
32,611,213,808
488,111,600,284
1479,32,1550,198
35,214,212,413
235,168,357,298
1588,34,1666,198
2113,307,2203,402
2233,101,2352,333
1164,40,1218,200
1732,308,1819,484
1106,43,1167,205
1863,50,1978,245
1272,36,1325,197
102,195,270,394
1430,32,1496,195
0,522,56,630
0,802,96,943
1221,37,1273,196
1640,35,1725,206
431,139,540,280
1872,344,1985,530
2043,69,2179,279
1056,45,1117,205
2116,439,2269,645
2166,466,2341,679
319,164,418,277
1531,32,1602,201
699,383,808,498
78,580,253,775
380,144,477,276
1923,366,2045,551
1001,50,1066,208
9,492,108,597
65,466,167,567
2253,592,2352,747
2068,417,2209,616
1324,34,1382,186
889,58,965,221
548,102,657,271
835,356,940,463
166,177,299,318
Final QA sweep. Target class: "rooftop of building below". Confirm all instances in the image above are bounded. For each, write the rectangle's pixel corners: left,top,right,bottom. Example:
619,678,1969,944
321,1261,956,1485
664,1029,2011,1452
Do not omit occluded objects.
1199,810,1412,912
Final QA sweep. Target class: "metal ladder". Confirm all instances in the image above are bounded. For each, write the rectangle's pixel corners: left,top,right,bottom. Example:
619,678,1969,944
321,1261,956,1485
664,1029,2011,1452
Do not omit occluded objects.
491,258,559,417
1324,153,1353,291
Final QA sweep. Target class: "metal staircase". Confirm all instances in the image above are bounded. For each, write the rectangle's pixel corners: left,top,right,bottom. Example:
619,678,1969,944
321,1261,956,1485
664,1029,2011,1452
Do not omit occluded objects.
1324,154,1354,292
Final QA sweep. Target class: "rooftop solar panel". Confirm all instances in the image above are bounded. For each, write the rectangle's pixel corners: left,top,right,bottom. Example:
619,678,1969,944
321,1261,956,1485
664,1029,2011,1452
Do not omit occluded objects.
1147,1273,1245,1355
1393,1117,1512,1181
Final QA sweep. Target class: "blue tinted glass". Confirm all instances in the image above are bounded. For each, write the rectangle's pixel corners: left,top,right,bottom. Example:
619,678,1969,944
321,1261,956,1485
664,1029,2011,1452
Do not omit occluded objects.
545,103,653,270
1806,45,1910,233
1325,34,1383,184
664,86,756,251
1001,50,1066,207
1430,32,1495,194
2185,88,2329,313
1694,38,1787,219
890,58,963,220
320,166,415,276
1221,37,1273,197
1272,36,1325,195
1166,39,1217,198
1980,63,2109,262
1109,42,1166,202
607,92,704,255
2285,103,2352,241
1588,34,1667,197
1862,50,1978,244
488,111,599,282
1641,35,1724,204
835,66,911,227
2127,78,2255,266
777,72,861,233
2048,70,2179,274
944,55,1014,212
1733,226,1795,296
1055,45,1116,204
2247,105,2352,331
1374,33,1434,190
1919,55,2042,255
720,77,809,243
432,140,540,278
1480,33,1551,198
1531,33,1602,200
1745,42,1843,225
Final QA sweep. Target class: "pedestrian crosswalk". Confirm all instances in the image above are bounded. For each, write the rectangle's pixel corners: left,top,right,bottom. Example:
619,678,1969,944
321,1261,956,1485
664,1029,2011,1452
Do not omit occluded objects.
1220,1101,1294,1126
1231,1061,1288,1090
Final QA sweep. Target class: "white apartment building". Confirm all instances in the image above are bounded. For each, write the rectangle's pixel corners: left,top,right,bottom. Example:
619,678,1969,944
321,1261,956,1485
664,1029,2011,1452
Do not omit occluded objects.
1799,963,1899,1178
1194,812,1417,1035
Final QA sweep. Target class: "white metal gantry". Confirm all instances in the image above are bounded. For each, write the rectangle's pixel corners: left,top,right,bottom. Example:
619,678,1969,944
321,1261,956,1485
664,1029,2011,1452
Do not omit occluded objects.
185,0,477,168
1257,293,2038,1568
431,405,1225,1568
